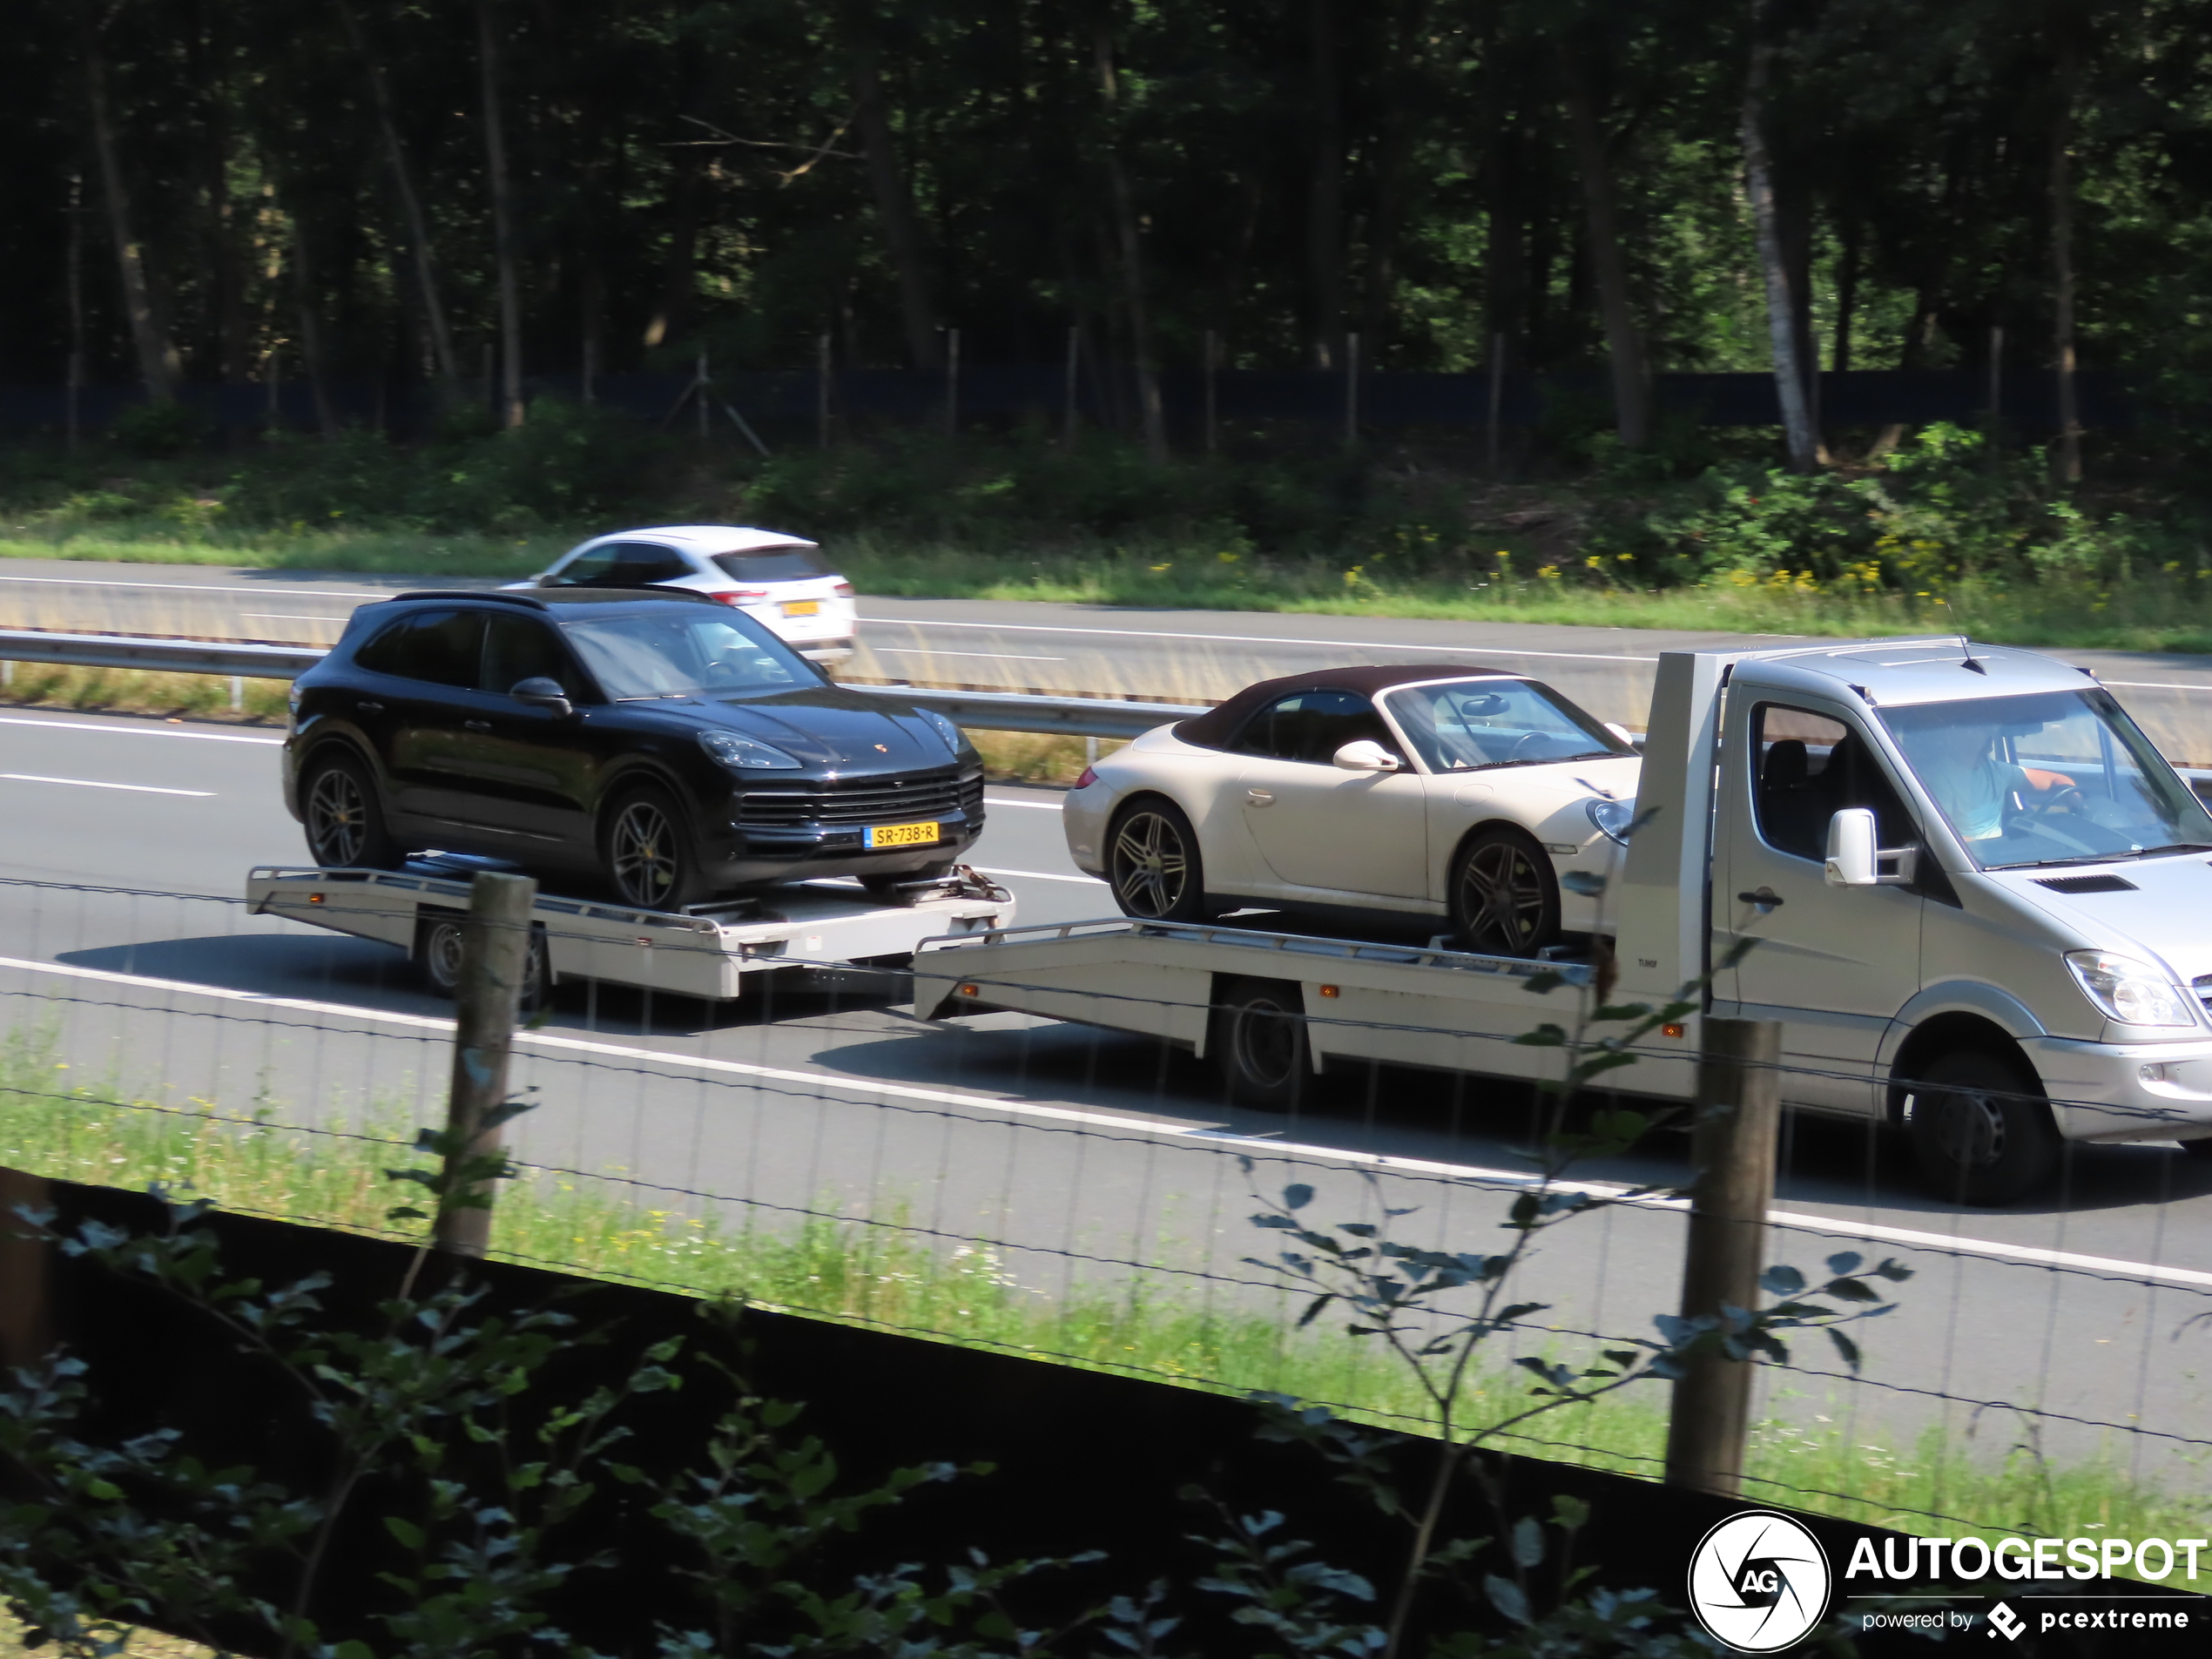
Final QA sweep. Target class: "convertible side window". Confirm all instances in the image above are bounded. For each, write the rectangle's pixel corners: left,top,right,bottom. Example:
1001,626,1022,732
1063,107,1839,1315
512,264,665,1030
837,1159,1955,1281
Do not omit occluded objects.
1750,703,1916,860
1233,691,1399,765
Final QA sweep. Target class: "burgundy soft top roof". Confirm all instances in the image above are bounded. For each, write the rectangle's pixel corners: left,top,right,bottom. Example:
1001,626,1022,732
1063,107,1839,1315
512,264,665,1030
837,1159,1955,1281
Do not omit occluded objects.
1172,663,1522,750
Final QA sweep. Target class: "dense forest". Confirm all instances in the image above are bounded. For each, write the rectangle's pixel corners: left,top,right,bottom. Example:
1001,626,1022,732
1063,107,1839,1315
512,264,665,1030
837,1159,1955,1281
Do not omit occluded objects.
4,0,2209,466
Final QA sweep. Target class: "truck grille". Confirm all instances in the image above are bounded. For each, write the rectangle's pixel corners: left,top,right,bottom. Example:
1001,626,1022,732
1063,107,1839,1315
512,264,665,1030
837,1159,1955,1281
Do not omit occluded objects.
738,766,982,829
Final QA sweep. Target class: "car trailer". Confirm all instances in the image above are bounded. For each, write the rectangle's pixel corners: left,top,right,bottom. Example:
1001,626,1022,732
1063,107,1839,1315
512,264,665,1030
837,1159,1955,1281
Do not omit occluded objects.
910,916,1697,1109
248,860,1015,1005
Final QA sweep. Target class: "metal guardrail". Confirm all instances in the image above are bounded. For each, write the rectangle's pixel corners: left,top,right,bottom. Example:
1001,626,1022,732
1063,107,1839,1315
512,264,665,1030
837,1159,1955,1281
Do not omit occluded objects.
0,627,1208,739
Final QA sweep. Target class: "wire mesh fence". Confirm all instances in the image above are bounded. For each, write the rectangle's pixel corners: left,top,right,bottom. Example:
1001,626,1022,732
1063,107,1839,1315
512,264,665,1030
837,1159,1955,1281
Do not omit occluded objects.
5,870,2211,1550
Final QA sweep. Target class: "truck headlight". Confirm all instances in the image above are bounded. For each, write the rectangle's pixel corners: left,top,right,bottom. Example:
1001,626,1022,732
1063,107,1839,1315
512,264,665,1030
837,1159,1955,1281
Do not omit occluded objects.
1586,797,1635,846
2064,950,2197,1028
698,731,801,772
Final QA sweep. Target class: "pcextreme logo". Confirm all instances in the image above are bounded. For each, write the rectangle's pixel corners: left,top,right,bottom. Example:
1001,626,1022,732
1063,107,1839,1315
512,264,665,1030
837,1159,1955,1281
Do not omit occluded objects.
1686,1510,1833,1654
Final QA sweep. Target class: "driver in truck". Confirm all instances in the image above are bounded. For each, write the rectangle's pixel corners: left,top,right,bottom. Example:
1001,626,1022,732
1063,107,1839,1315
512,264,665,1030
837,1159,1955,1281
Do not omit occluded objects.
1908,717,2070,841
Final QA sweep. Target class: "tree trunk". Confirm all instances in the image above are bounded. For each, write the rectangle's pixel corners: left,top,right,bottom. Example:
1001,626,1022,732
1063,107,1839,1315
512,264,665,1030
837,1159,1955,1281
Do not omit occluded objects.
1831,213,1861,373
2050,49,2082,486
1359,0,1431,349
644,150,701,350
1094,23,1167,463
846,10,939,368
1740,19,1817,471
84,30,179,402
336,0,458,387
478,0,525,428
1555,38,1649,449
289,221,338,436
1305,0,1346,369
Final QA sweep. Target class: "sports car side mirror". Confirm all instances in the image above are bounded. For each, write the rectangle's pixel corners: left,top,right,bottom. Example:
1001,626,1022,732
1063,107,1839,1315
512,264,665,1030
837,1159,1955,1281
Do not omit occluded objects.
510,676,573,717
1333,739,1400,772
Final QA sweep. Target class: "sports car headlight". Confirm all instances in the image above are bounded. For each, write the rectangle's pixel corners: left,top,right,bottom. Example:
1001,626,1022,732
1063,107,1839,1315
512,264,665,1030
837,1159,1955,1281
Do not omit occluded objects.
2064,950,2196,1028
1586,797,1635,846
698,731,801,772
918,707,967,755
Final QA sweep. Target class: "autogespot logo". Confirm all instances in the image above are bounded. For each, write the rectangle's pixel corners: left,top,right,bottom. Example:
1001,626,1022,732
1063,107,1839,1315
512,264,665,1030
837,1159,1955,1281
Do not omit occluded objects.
1687,1510,1834,1653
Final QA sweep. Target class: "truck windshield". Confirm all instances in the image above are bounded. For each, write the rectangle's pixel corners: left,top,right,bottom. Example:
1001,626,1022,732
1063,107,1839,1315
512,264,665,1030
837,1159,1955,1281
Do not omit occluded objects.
1382,678,1630,772
563,613,813,698
1879,689,2212,869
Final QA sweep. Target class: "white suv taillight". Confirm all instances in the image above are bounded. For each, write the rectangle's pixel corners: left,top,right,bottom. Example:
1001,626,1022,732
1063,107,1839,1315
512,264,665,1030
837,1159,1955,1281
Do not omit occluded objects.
710,589,771,606
833,580,854,597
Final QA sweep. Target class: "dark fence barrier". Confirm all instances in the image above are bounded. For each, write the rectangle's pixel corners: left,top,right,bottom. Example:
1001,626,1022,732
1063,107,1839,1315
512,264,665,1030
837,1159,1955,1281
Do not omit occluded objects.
0,365,2139,443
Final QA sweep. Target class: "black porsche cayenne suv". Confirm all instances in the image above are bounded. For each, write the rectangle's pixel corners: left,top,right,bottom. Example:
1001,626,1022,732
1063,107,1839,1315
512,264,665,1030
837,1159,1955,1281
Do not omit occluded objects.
282,588,984,909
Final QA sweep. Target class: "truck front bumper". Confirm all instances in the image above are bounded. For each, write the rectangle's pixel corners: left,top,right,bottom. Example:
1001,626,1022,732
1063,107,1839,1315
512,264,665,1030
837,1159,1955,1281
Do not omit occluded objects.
2026,1035,2212,1144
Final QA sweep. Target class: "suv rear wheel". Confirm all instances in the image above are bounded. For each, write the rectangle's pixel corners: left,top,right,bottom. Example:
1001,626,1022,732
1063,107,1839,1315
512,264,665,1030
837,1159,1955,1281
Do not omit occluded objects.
302,751,401,870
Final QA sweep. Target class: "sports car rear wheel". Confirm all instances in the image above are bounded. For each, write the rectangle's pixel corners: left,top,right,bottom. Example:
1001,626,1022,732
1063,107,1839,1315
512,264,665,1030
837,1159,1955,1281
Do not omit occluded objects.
1449,826,1561,957
1107,799,1208,922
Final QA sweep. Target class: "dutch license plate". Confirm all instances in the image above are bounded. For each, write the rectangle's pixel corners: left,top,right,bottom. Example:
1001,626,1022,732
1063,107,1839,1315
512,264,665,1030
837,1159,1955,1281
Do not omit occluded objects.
865,819,940,848
781,599,821,617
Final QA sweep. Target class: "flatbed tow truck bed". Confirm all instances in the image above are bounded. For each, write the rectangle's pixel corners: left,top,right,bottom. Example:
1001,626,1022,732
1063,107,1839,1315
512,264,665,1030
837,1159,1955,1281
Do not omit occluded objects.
248,861,1014,1002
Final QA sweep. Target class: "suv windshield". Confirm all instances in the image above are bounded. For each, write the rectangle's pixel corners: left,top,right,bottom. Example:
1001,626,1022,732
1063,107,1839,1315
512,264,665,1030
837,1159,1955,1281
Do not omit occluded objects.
563,612,813,698
1880,688,2212,869
1382,678,1629,772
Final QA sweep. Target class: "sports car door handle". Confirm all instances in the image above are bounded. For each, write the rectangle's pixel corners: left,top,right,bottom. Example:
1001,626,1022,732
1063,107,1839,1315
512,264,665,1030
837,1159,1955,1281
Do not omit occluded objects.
464,719,492,732
1245,789,1274,806
355,700,384,715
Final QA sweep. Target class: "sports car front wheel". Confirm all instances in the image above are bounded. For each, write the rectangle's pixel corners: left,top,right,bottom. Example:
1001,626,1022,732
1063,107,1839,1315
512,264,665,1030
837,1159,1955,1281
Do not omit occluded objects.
1449,826,1561,957
1107,799,1209,923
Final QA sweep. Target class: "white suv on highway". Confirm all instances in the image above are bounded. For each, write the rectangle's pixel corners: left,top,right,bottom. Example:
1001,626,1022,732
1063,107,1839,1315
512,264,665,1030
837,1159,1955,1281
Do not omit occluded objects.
511,525,856,664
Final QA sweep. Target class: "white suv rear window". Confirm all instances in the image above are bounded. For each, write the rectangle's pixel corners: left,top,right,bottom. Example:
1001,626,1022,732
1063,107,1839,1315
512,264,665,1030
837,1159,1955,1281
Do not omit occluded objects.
711,546,830,582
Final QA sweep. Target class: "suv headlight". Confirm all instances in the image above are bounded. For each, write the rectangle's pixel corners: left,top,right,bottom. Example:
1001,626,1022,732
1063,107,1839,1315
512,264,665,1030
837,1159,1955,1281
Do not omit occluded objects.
2064,950,2197,1028
698,731,801,772
1586,797,1635,846
918,707,967,755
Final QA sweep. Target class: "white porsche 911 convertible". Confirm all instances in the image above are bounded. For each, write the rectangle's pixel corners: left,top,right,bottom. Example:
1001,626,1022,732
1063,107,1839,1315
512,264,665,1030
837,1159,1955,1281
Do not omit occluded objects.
1062,664,1641,955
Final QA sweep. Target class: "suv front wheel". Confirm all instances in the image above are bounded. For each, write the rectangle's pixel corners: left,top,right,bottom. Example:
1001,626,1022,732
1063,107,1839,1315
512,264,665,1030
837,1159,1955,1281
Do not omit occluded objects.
601,786,710,912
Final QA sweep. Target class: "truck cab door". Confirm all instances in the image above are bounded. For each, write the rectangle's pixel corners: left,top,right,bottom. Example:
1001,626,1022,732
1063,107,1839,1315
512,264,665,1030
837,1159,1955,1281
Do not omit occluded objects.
1713,692,1927,1116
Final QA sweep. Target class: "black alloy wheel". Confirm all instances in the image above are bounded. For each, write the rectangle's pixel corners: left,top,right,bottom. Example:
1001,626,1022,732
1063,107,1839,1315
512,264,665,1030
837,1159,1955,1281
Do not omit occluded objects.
1907,1049,2060,1205
1449,827,1561,957
1214,978,1311,1110
1108,799,1208,922
602,788,707,912
302,751,401,870
415,914,550,1013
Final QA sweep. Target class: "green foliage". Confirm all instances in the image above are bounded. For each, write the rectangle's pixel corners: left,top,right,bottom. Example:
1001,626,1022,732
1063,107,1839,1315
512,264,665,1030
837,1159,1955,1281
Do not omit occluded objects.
105,405,217,462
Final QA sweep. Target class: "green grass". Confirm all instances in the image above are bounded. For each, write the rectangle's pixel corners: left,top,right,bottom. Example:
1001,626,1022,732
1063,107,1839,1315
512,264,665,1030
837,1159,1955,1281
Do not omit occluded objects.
10,523,2212,655
2,1022,2205,1556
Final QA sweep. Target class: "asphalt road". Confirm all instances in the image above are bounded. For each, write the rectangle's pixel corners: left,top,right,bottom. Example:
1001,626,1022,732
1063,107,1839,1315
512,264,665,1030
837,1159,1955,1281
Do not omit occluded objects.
7,558,2212,759
3,700,2211,1474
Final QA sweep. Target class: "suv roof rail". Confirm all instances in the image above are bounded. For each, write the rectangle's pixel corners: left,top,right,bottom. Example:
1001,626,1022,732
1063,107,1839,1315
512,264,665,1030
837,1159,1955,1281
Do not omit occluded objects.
388,586,721,608
391,589,550,608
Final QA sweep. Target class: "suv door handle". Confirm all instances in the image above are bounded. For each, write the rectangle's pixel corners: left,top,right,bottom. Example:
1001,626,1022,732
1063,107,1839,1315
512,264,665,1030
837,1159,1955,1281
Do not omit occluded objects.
1737,887,1784,912
1245,789,1274,806
464,719,492,732
355,700,384,715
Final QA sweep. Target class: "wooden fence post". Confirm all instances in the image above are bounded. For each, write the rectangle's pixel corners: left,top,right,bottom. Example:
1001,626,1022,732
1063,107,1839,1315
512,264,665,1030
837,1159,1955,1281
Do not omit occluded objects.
1662,1015,1782,1498
433,869,538,1258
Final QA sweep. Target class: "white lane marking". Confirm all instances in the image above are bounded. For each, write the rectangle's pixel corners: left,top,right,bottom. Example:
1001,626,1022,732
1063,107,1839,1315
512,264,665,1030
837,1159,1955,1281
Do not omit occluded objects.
0,573,383,598
239,612,346,623
873,647,1067,662
970,865,1106,884
0,715,283,745
1,950,2208,1291
982,796,1063,810
1,773,213,797
865,616,1664,664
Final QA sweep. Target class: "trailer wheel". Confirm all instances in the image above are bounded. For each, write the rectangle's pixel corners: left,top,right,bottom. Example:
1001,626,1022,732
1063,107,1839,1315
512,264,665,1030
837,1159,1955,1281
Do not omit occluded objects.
1213,978,1310,1110
1448,826,1559,957
302,750,402,870
1907,1048,2059,1205
1108,799,1208,922
415,913,550,1014
602,786,710,912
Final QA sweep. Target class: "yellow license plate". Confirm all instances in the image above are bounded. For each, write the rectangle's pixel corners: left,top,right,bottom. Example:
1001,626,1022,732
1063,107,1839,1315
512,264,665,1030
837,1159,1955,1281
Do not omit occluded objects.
865,819,940,848
781,599,821,617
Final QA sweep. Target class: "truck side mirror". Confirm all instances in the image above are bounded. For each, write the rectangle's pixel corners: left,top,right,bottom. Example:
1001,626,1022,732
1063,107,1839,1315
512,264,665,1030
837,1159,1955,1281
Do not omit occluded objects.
1824,808,1878,886
1825,807,1918,888
1333,739,1400,772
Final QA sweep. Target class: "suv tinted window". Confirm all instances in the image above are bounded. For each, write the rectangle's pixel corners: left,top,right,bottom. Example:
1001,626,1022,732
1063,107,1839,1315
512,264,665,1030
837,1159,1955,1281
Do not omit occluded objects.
552,542,693,588
354,609,483,686
1232,691,1398,765
1752,703,1917,860
481,612,584,697
711,546,829,582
